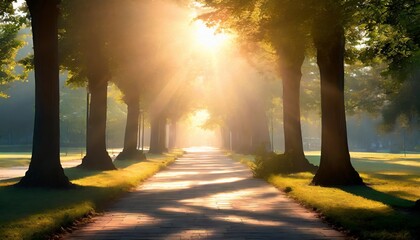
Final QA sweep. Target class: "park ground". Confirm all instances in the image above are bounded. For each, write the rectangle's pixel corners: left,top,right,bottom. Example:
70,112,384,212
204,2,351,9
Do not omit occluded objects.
234,151,420,239
0,149,419,239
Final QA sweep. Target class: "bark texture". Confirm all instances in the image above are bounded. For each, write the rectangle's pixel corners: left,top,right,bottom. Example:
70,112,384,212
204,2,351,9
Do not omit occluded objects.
277,41,316,172
116,94,146,161
18,0,71,188
79,57,115,170
312,24,363,186
250,102,271,152
149,114,167,154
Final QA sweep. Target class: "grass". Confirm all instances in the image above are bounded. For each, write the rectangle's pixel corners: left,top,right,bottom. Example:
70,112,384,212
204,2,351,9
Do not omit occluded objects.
0,147,123,168
0,150,182,240
232,152,420,240
306,151,420,173
0,153,84,168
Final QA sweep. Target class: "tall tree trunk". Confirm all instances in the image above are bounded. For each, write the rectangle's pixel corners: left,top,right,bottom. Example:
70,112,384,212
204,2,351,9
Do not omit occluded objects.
230,113,252,154
158,116,167,152
229,117,242,153
249,97,271,153
168,119,177,149
240,128,253,154
18,0,71,188
251,108,271,153
116,93,145,161
220,127,230,150
79,70,115,170
149,114,162,154
312,24,363,186
277,41,315,172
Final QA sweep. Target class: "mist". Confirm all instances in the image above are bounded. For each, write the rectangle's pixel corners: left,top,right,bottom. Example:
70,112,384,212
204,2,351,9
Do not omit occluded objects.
1,0,419,154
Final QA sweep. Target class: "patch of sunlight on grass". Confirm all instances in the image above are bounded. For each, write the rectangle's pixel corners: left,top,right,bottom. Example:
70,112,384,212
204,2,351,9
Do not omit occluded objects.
305,151,420,174
232,154,420,240
350,152,420,160
0,152,83,168
360,172,420,202
0,150,181,240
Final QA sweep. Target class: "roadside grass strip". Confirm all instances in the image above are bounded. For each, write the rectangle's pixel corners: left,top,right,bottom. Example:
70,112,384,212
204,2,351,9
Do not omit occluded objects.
0,150,182,240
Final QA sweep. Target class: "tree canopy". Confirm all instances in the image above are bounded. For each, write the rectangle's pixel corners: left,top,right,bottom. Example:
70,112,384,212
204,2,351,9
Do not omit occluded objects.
0,0,26,98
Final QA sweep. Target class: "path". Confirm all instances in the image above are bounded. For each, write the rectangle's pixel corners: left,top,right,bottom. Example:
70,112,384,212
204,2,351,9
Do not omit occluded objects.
65,148,346,240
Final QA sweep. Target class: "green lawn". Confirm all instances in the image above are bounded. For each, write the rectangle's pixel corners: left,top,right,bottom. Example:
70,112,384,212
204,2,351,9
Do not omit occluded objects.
0,150,182,240
0,152,84,168
234,152,420,240
0,148,122,168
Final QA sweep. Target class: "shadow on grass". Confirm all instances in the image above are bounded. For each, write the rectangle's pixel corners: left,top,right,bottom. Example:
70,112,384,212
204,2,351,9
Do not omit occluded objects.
64,160,142,181
322,206,420,239
114,160,144,169
340,185,415,209
0,160,147,224
0,184,111,224
61,152,420,240
306,154,420,174
0,153,179,239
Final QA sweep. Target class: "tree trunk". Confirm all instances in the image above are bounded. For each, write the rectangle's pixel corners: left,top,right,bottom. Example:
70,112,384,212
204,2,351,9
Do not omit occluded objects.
229,119,241,153
277,42,315,172
250,99,271,153
18,0,71,188
312,24,363,186
79,68,115,170
158,116,167,152
116,93,145,161
168,120,177,149
220,127,230,150
149,114,164,154
251,111,271,153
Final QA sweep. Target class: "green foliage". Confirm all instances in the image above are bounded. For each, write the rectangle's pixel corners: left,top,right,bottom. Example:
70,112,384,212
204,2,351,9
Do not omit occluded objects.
0,1,15,21
251,151,280,178
58,0,108,87
345,63,388,115
201,0,419,133
251,151,317,178
0,3,26,98
356,0,420,128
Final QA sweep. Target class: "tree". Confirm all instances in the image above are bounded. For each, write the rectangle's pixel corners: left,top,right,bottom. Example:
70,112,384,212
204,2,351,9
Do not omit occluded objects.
359,0,420,129
200,0,366,183
60,0,116,170
17,0,71,188
114,88,145,160
112,72,146,160
200,0,314,169
0,0,26,98
108,1,163,160
202,52,272,154
271,20,314,171
81,50,116,170
312,0,418,185
311,2,363,185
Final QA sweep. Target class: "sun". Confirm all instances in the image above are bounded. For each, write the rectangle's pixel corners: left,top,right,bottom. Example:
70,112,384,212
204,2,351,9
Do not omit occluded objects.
193,20,230,50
